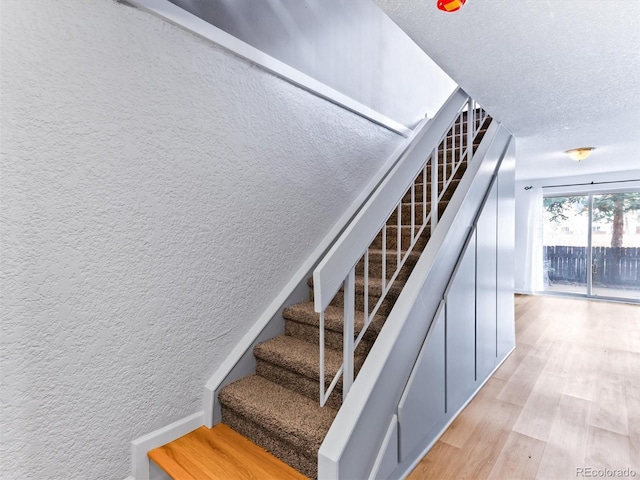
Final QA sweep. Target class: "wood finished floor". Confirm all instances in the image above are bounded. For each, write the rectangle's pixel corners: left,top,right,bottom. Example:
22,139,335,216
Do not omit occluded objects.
408,294,640,480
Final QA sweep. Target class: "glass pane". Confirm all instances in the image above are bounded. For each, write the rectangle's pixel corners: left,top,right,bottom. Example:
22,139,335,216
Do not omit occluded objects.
542,196,589,295
591,192,640,300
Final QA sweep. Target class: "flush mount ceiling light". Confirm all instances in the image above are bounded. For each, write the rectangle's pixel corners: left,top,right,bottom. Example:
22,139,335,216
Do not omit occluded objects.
437,0,466,12
565,147,594,162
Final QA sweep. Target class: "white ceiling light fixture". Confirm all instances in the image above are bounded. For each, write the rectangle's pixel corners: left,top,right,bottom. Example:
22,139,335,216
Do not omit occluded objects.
565,147,595,162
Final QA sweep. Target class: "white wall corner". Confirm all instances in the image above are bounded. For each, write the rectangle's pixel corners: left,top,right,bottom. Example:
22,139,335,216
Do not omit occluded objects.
203,385,215,428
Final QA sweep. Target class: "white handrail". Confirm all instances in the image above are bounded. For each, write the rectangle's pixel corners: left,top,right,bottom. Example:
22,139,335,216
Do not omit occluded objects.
313,88,489,405
313,89,468,312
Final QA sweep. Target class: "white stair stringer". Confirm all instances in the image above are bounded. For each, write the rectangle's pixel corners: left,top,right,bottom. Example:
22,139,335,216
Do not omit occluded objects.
318,123,515,480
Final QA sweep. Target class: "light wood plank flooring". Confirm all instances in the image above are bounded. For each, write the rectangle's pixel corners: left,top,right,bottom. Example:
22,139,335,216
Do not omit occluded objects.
408,294,640,480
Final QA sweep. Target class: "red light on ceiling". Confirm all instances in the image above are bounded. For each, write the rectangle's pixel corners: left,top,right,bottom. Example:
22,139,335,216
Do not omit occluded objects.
437,0,466,12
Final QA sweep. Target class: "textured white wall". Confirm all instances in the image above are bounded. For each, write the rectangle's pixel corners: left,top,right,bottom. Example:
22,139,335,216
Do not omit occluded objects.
166,0,457,126
0,1,403,478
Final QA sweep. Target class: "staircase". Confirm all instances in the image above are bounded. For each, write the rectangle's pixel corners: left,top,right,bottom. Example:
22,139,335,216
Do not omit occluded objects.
149,114,489,479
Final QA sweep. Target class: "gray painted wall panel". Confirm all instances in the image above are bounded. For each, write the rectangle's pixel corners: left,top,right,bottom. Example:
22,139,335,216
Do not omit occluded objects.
317,126,513,480
475,180,498,382
397,301,446,462
368,415,398,480
497,140,516,357
445,231,477,414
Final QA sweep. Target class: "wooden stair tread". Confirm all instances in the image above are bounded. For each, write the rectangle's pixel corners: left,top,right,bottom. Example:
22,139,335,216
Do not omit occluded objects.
148,424,308,480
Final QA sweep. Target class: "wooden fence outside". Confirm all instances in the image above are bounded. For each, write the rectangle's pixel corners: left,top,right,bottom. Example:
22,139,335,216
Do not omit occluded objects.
543,246,640,287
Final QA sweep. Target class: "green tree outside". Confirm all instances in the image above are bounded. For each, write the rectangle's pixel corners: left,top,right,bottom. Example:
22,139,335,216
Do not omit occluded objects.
543,192,640,248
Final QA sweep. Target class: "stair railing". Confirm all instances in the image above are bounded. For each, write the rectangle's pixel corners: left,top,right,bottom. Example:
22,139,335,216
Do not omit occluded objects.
313,89,488,406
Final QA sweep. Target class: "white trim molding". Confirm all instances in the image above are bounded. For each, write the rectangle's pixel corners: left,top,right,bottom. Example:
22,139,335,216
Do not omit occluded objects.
118,0,412,137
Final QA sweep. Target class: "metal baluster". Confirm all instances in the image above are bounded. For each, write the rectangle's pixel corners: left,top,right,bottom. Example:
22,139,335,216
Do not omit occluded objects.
364,249,369,323
397,203,401,268
423,161,427,225
411,182,415,243
431,146,439,233
442,126,456,183
319,310,325,406
459,113,463,169
382,224,386,291
467,99,473,163
342,268,355,401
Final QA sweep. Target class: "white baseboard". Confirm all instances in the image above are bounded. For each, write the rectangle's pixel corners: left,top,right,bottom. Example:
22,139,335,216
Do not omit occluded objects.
131,411,204,480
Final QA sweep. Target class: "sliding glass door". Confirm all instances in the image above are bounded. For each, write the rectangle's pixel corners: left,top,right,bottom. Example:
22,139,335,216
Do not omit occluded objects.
542,190,640,302
543,195,589,296
590,193,640,300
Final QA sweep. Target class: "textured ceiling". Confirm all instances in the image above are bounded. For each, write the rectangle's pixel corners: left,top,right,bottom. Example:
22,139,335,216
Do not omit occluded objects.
375,0,640,180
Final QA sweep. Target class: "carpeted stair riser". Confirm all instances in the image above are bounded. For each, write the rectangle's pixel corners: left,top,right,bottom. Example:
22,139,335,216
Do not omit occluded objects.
355,249,420,280
401,180,459,203
397,166,467,223
282,303,383,355
284,320,373,358
254,330,366,409
252,335,365,406
426,161,468,180
309,278,403,317
426,152,470,164
438,136,482,152
282,303,381,340
441,123,486,138
221,408,317,478
255,359,344,410
370,225,429,250
219,375,338,478
325,289,397,317
420,169,467,196
387,201,449,224
435,145,481,163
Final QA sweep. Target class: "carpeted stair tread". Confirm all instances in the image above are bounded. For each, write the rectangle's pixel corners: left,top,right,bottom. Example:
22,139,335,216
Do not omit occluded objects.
283,302,385,338
254,335,362,384
219,375,338,454
356,248,423,281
